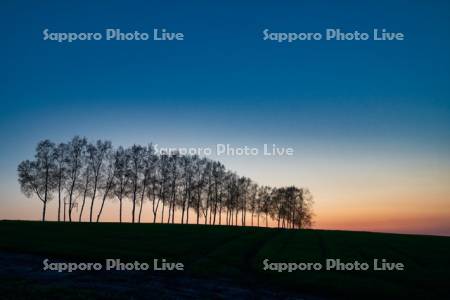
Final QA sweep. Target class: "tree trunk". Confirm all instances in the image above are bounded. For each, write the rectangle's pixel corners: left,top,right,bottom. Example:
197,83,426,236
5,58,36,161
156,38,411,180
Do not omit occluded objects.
152,200,157,223
196,190,201,225
186,200,190,224
42,201,47,222
79,196,86,222
89,176,98,223
204,200,209,225
68,169,78,222
212,203,217,225
43,166,49,222
96,194,107,222
181,195,186,224
161,200,165,223
119,198,123,223
171,193,175,224
167,201,172,224
58,183,62,222
152,191,160,224
132,188,137,224
138,198,144,223
68,184,75,222
138,184,146,223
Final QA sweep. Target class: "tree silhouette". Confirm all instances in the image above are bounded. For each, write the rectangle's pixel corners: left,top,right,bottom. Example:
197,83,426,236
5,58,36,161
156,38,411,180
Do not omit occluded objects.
96,150,116,222
18,140,56,221
113,146,129,223
18,137,314,228
87,140,112,222
65,136,87,222
52,143,67,222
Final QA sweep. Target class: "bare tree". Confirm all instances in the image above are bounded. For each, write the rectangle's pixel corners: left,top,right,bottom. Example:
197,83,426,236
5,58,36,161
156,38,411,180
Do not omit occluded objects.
65,136,87,222
127,145,146,223
190,156,205,225
259,186,273,227
87,140,112,222
179,156,192,224
295,188,314,229
211,162,225,225
167,153,180,224
52,143,67,222
148,155,161,223
158,153,172,223
238,177,251,226
77,161,92,222
248,183,258,226
138,144,157,223
113,147,129,223
18,140,56,221
96,148,116,222
18,136,314,228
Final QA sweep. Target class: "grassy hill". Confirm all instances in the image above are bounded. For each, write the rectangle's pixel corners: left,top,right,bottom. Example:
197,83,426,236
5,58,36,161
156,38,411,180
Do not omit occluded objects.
0,220,449,299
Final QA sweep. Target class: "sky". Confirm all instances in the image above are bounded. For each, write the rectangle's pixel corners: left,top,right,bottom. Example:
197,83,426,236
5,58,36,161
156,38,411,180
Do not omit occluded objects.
1,0,450,235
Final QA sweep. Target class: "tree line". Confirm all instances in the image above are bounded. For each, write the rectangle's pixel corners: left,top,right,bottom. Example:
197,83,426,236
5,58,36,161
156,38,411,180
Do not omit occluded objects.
17,136,313,228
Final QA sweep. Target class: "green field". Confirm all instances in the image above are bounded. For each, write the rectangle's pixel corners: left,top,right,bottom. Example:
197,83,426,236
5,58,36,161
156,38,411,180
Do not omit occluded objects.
0,221,449,299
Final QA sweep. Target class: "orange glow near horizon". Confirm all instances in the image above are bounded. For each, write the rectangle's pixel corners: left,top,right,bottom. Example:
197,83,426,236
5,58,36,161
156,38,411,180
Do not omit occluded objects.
2,144,449,236
2,191,450,236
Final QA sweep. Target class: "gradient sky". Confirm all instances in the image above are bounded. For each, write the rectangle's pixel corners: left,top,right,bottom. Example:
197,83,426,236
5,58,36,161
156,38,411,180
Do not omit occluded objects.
1,0,450,235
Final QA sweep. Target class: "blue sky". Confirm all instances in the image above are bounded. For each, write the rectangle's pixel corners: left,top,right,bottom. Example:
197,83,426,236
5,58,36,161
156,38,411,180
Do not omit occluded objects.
1,0,449,234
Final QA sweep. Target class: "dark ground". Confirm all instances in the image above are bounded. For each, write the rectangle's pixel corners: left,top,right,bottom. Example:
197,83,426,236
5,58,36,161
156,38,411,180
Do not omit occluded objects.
0,221,449,299
0,251,325,300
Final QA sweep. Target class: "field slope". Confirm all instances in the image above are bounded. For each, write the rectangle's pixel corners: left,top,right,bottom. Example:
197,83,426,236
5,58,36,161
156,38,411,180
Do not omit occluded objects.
0,220,449,299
